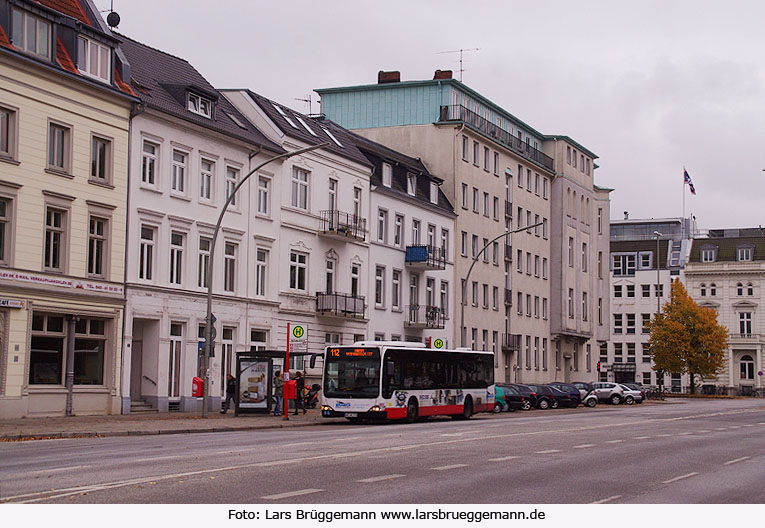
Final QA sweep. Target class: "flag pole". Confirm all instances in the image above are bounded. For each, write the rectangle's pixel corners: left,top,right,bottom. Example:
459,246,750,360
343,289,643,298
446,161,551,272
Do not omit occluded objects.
682,166,686,238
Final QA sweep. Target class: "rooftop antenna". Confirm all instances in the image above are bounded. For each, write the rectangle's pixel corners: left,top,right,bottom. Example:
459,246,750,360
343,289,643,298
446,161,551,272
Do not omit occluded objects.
436,48,480,82
294,94,313,115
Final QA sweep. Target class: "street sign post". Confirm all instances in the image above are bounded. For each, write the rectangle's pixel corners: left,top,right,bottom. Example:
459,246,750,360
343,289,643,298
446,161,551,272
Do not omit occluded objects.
285,323,308,420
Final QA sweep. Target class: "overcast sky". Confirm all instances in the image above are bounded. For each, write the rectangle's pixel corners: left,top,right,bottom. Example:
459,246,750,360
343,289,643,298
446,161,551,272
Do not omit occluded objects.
95,0,765,230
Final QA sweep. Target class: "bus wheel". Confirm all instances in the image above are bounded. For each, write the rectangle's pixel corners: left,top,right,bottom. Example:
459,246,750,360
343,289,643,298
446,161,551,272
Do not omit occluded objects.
458,396,473,420
406,399,418,423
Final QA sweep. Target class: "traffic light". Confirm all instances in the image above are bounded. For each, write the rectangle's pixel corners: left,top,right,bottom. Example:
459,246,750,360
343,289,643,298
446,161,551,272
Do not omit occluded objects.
597,361,601,371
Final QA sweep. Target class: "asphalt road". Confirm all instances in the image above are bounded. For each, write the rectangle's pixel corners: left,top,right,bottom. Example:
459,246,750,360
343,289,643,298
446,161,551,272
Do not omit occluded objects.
1,398,763,504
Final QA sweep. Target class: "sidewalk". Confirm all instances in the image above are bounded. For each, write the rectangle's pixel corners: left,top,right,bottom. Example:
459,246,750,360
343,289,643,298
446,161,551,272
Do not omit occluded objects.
0,408,331,441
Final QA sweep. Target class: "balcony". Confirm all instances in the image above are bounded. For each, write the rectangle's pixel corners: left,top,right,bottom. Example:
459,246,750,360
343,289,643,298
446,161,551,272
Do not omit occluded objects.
504,288,512,307
505,200,513,218
501,333,522,352
729,333,761,343
438,105,555,172
405,245,446,270
405,305,445,329
316,292,365,319
319,210,366,242
504,244,513,262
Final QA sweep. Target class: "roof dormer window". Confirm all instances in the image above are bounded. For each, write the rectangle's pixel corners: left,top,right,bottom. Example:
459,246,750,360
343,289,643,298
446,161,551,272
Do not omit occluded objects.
11,8,51,60
77,36,111,83
737,246,753,262
430,181,438,204
188,93,212,118
407,173,416,196
701,246,716,263
382,163,392,188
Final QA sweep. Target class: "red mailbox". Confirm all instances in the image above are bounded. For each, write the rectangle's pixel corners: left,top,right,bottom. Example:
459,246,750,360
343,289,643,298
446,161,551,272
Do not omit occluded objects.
192,376,204,397
285,379,297,400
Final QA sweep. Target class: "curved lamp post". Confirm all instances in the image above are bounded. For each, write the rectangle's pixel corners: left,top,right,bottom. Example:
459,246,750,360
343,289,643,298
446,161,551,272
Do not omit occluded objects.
460,221,544,348
201,142,329,417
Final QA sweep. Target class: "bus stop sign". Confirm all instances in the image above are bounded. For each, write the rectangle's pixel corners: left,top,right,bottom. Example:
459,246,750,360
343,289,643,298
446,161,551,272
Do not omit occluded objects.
432,338,445,349
289,323,308,354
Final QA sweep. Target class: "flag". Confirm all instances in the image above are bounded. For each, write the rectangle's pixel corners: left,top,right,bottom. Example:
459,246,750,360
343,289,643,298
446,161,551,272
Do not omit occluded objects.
683,169,696,195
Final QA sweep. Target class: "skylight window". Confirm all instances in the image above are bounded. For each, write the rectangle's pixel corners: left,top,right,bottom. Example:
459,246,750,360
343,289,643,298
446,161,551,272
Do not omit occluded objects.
224,111,248,130
321,127,343,147
296,116,318,137
272,104,298,128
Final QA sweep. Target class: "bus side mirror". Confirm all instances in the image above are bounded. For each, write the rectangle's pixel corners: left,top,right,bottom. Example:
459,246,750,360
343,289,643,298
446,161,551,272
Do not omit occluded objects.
385,361,395,376
310,354,318,369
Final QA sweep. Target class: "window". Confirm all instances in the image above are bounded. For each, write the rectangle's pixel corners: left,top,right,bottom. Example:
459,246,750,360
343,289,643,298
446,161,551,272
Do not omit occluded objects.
525,336,531,369
327,178,337,211
224,242,237,292
612,254,636,276
614,285,622,298
598,298,603,325
580,154,585,172
586,158,591,175
740,355,755,380
461,183,468,209
44,207,66,272
377,209,388,243
534,173,540,195
642,284,651,298
567,146,571,164
226,167,239,207
324,259,335,293
188,93,212,118
737,282,744,296
568,237,574,267
139,225,155,280
527,169,532,192
542,258,548,279
171,150,187,194
411,275,420,306
581,243,588,271
517,165,523,187
568,289,574,318
543,178,548,199
642,313,651,333
701,247,715,262
627,313,635,334
472,281,478,306
597,252,603,278
394,215,403,247
483,238,489,262
255,248,267,297
534,296,539,318
472,187,479,213
392,270,401,309
709,283,715,296
737,247,753,261
640,252,652,269
492,242,499,265
626,284,635,298
353,187,362,218
526,294,531,316
516,249,522,272
48,123,70,173
77,36,110,82
169,231,184,285
140,141,158,186
382,162,392,187
493,152,499,175
573,150,577,168
484,146,490,171
517,206,523,227
597,208,602,234
493,196,499,221
440,280,449,317
289,251,307,291
483,192,489,217
351,264,360,297
291,167,309,210
407,173,416,196
534,214,540,236
542,298,548,320
542,218,548,239
517,291,523,315
87,136,112,183
87,216,107,277
526,211,532,232
748,283,754,296
482,284,489,309
200,159,214,201
526,252,531,275
473,141,479,165
462,135,469,161
472,235,478,258
412,220,421,245
0,197,11,265
0,106,17,160
198,237,211,288
614,314,623,334
582,292,588,321
375,266,385,306
461,231,467,257
739,312,752,335
11,8,51,59
493,286,499,310
441,228,449,259
430,182,438,204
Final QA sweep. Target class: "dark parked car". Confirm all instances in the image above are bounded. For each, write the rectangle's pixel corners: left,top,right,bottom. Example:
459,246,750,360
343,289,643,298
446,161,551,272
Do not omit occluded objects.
547,383,582,407
505,383,538,410
525,384,558,409
495,383,534,411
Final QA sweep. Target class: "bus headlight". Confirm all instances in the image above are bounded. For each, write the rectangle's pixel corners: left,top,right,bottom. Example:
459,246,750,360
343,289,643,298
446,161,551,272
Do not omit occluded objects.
321,405,332,412
370,405,382,412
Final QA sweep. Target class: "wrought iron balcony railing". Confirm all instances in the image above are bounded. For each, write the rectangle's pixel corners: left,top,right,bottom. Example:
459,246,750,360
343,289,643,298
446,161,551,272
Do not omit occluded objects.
405,244,446,270
319,210,366,242
501,333,521,352
316,291,365,319
405,305,445,329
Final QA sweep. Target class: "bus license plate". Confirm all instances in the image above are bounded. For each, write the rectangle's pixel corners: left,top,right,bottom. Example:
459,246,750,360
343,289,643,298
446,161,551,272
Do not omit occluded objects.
345,412,358,418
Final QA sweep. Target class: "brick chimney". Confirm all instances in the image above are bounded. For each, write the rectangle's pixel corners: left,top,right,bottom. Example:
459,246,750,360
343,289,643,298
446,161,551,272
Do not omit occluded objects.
433,69,453,80
378,70,401,84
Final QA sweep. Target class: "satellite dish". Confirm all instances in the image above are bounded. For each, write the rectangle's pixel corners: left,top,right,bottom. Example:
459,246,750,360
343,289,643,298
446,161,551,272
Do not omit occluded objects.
106,11,120,28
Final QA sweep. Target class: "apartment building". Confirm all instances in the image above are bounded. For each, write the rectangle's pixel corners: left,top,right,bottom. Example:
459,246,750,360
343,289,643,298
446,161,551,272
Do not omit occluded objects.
347,131,456,346
685,227,764,393
0,0,136,417
317,69,610,383
222,90,372,382
119,37,285,413
608,216,693,389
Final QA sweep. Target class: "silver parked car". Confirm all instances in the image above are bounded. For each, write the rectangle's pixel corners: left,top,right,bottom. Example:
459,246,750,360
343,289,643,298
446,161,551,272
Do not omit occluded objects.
592,382,626,405
618,384,644,405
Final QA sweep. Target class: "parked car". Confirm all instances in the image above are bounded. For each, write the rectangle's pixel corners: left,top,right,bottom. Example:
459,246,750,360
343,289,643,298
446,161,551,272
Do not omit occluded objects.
525,384,558,409
495,383,534,411
547,383,582,407
618,383,644,405
506,383,538,410
592,382,626,404
620,383,645,403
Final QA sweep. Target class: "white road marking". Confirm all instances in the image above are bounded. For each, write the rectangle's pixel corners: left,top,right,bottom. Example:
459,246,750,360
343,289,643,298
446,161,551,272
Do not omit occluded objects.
714,428,726,431
440,433,464,437
132,455,187,463
431,464,468,471
677,432,693,436
656,434,673,437
662,472,699,484
633,436,650,440
254,459,303,467
696,430,710,433
728,426,741,429
488,455,520,462
758,422,765,425
535,449,561,454
591,495,621,504
262,488,324,500
357,474,405,483
573,444,596,449
284,441,313,447
724,456,750,465
743,424,754,427
605,440,624,444
26,465,92,475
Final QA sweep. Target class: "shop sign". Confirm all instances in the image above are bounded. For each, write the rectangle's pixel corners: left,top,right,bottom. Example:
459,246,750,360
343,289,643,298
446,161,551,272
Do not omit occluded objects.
0,298,25,309
0,270,123,295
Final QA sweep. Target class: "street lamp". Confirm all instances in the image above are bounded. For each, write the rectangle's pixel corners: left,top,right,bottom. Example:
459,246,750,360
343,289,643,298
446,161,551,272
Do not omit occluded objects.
653,231,662,316
460,222,544,348
201,142,329,417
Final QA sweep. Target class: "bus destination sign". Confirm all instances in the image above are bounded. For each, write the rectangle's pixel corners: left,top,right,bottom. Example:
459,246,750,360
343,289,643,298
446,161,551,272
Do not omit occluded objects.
329,347,379,358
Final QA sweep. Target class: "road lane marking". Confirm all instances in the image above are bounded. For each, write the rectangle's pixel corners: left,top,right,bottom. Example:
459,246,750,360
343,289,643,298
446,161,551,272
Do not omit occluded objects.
431,464,468,471
677,432,693,436
743,424,754,427
591,495,621,504
262,488,324,500
440,433,464,437
728,426,740,429
656,434,673,437
488,456,520,462
662,472,699,484
724,456,750,465
535,449,561,454
758,422,765,425
357,474,405,483
633,436,650,440
255,459,303,467
284,441,313,447
696,430,710,433
605,440,624,444
573,444,596,449
714,428,726,431
26,465,92,475
132,455,187,463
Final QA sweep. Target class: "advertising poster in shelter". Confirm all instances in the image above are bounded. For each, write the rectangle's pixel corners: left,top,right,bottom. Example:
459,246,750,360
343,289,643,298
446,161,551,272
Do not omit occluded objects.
239,360,270,409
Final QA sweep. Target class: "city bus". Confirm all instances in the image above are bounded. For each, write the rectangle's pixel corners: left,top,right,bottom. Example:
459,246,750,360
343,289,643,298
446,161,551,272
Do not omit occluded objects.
316,341,495,422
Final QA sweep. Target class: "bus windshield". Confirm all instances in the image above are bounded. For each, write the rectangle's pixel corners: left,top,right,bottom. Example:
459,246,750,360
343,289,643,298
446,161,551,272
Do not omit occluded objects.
324,347,380,398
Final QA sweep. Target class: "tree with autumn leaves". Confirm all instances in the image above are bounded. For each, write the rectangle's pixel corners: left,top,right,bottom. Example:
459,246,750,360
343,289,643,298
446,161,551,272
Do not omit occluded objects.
646,279,728,394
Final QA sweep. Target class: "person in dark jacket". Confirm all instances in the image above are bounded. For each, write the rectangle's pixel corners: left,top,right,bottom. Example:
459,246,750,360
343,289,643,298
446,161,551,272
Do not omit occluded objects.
221,373,236,414
294,371,306,415
273,371,283,416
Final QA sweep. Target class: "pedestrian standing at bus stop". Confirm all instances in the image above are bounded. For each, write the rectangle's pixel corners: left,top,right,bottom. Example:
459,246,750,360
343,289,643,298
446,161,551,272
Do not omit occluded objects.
221,373,236,414
294,371,306,415
273,371,283,416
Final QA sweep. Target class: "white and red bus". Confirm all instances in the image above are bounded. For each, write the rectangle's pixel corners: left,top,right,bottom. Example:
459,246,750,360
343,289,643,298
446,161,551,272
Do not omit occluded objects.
318,341,495,422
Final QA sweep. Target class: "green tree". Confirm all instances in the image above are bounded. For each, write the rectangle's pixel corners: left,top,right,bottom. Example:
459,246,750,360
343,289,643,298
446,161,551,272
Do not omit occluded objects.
647,279,728,394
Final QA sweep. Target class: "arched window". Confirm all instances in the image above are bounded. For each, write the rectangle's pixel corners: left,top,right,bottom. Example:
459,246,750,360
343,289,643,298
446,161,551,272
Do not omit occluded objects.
710,283,717,296
585,198,590,225
700,283,706,296
737,283,743,296
740,355,755,380
747,283,754,296
572,191,577,219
